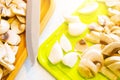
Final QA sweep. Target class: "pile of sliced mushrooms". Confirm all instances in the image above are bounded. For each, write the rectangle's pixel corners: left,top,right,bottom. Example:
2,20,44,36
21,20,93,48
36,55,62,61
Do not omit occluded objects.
48,0,120,80
0,0,26,79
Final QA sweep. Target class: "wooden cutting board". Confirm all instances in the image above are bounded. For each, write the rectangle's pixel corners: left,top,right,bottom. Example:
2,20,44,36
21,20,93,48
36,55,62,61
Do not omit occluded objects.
40,0,55,34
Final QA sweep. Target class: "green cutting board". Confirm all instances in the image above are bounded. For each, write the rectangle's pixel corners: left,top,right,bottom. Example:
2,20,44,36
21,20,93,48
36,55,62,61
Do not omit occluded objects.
38,0,111,80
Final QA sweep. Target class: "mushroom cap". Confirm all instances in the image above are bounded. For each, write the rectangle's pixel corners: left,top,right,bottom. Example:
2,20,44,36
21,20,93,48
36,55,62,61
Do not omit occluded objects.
0,19,10,34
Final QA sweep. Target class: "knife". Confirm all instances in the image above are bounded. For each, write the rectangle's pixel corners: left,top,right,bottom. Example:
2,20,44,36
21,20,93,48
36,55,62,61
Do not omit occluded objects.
26,0,40,66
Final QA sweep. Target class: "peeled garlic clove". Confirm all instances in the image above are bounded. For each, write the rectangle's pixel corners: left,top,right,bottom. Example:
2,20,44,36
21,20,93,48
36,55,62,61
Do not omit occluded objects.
78,2,98,14
0,44,6,59
62,52,78,68
0,19,10,34
64,15,80,23
68,22,87,36
60,34,72,52
48,41,64,64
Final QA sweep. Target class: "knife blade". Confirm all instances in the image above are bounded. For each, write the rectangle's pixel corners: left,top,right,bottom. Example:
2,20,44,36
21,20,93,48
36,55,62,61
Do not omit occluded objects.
26,0,40,66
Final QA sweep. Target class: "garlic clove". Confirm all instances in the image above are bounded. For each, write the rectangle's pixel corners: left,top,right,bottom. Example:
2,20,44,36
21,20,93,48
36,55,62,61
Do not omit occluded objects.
60,34,72,52
62,52,78,68
78,2,98,14
48,41,64,64
68,22,87,36
64,15,80,23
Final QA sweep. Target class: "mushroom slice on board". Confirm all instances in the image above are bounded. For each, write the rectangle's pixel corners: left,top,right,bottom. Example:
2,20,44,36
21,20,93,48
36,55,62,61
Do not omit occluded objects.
85,31,100,44
88,22,104,32
60,34,72,52
75,39,88,52
105,56,120,66
78,58,98,78
100,66,118,80
100,33,114,44
0,19,10,34
62,52,78,68
48,41,64,64
107,62,120,78
11,18,25,34
16,15,26,23
102,42,120,56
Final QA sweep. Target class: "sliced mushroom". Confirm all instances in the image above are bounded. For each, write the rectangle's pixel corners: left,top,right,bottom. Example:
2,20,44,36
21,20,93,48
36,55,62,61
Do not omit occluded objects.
108,33,120,42
100,33,114,44
62,52,78,68
11,4,26,16
82,48,103,70
48,41,64,64
5,0,12,6
75,39,88,52
112,30,120,37
105,56,120,66
6,30,21,45
12,0,26,9
60,34,72,52
11,18,25,34
0,19,10,34
108,8,120,16
1,7,15,17
0,68,3,80
85,31,100,43
78,61,93,78
78,58,98,78
88,22,104,32
102,42,120,56
0,59,15,71
0,44,6,59
4,43,15,64
100,66,118,80
16,15,26,23
107,62,120,78
110,14,120,25
68,22,87,36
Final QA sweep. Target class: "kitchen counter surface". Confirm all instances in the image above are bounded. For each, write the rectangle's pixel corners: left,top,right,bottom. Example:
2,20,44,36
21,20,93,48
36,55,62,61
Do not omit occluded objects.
15,0,84,80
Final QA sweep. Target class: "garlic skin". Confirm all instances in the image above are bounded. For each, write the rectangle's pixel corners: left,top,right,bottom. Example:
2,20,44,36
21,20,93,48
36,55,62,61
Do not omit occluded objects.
0,19,10,34
68,22,87,36
60,34,72,52
62,52,78,68
48,41,64,64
